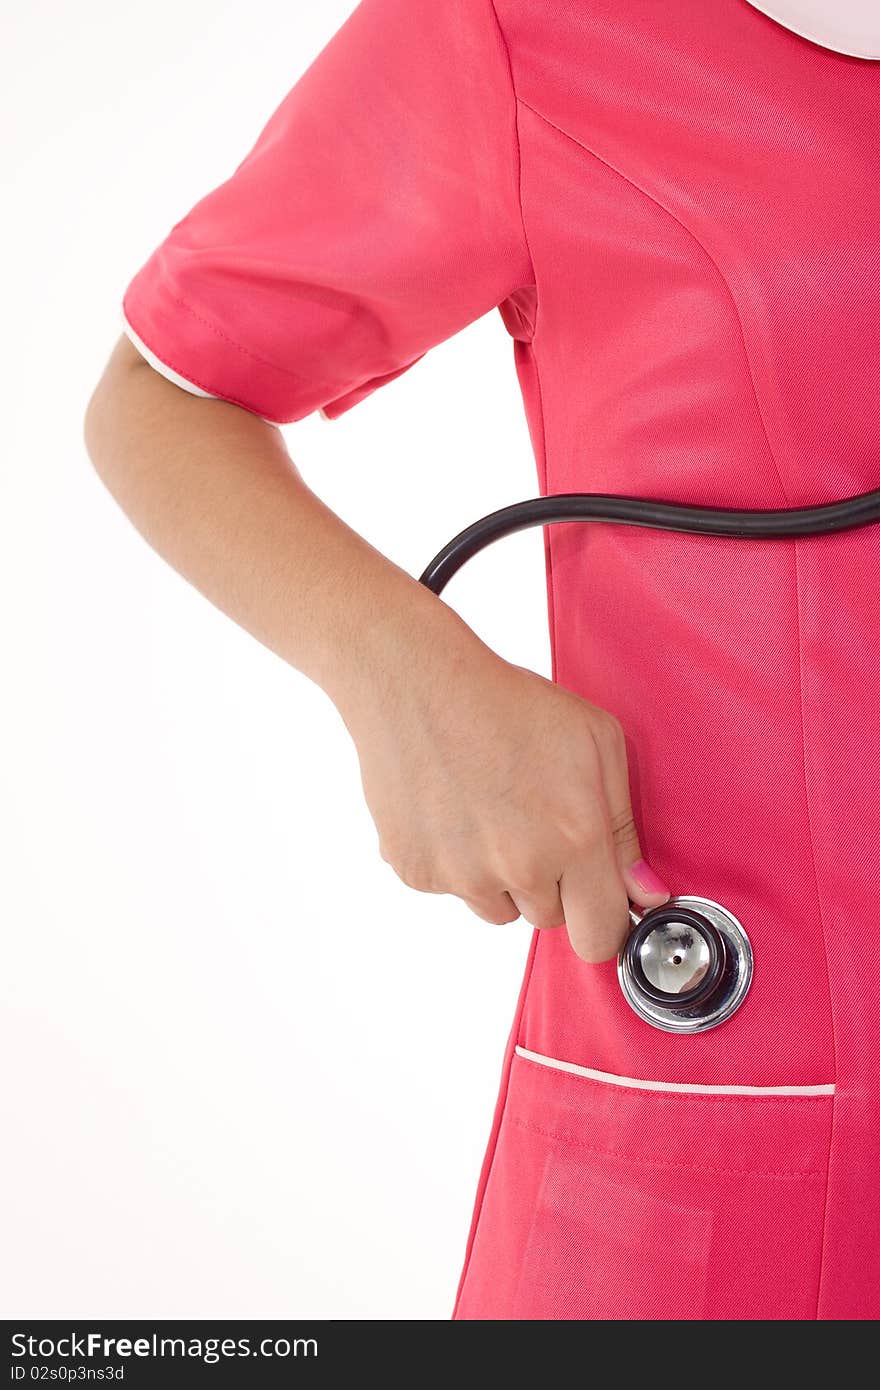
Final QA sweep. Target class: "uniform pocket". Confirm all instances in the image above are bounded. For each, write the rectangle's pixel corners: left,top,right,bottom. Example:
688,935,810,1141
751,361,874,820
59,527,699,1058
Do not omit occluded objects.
455,1047,833,1321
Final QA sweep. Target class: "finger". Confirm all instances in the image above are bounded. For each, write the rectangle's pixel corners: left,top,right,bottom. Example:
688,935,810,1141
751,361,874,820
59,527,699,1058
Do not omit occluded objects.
462,891,521,925
591,715,671,909
508,884,566,930
558,829,631,963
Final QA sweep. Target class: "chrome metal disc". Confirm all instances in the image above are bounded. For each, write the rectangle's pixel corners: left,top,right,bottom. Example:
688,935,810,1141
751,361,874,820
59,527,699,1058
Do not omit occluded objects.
618,895,753,1034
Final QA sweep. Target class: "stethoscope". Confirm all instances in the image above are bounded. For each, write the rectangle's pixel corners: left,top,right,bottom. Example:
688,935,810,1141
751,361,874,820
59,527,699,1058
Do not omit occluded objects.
419,483,880,1033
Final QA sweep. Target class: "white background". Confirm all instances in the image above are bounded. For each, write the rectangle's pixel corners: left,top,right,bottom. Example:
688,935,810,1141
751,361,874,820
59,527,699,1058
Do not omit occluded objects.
2,1,551,1318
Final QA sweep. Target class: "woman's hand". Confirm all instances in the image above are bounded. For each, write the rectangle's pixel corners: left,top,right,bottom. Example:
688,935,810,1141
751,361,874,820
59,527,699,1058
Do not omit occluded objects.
342,621,671,963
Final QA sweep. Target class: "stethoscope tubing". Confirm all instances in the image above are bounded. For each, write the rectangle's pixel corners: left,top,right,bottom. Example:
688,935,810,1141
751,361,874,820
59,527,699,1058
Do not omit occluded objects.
418,485,880,595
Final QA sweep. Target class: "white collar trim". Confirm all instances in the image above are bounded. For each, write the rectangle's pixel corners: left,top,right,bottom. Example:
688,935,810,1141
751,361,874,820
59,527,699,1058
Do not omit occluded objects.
744,1,880,58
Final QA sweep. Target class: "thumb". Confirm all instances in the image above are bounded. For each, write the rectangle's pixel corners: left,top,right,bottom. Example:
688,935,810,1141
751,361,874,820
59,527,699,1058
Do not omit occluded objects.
621,851,672,909
592,716,672,910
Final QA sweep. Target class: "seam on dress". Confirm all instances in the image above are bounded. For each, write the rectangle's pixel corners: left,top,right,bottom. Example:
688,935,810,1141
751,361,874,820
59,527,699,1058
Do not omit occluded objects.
520,320,557,673
515,97,788,501
451,929,541,1317
508,1117,825,1180
488,0,538,321
794,540,839,1319
121,296,289,423
121,311,216,399
452,5,544,1321
164,292,313,383
489,10,556,681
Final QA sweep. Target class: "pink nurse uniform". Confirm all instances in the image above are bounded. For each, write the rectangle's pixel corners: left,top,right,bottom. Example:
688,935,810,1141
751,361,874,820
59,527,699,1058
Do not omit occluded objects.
121,0,880,1320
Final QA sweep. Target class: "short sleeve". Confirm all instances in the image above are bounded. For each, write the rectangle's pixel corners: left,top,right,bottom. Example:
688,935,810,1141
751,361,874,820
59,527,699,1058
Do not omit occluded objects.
121,0,533,425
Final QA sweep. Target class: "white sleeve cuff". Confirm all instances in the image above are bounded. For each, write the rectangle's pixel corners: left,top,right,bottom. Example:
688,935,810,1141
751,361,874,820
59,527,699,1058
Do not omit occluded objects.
120,310,218,399
119,309,279,426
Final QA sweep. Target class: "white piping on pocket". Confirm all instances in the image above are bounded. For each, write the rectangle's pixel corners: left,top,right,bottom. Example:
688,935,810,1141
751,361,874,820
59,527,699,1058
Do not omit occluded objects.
514,1046,835,1097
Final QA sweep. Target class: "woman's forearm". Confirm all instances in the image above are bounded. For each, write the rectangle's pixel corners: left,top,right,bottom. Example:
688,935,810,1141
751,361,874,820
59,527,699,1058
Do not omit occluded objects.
83,334,479,719
84,332,670,959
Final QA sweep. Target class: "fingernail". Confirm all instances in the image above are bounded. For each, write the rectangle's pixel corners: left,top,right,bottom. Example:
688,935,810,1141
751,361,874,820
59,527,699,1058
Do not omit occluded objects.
628,858,671,898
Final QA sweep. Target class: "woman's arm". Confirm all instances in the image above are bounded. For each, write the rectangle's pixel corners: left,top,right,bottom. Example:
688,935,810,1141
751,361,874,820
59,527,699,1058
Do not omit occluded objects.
84,335,670,960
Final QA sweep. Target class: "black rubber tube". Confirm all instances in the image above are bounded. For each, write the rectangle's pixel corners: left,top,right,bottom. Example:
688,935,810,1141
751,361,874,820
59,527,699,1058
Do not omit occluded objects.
418,486,880,596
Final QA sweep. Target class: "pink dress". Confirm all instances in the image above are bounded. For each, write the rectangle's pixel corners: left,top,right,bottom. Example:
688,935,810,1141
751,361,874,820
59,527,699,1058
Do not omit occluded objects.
121,0,880,1320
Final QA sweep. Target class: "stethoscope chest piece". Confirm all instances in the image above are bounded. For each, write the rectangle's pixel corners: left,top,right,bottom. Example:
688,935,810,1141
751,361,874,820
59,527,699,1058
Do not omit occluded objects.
618,895,753,1034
